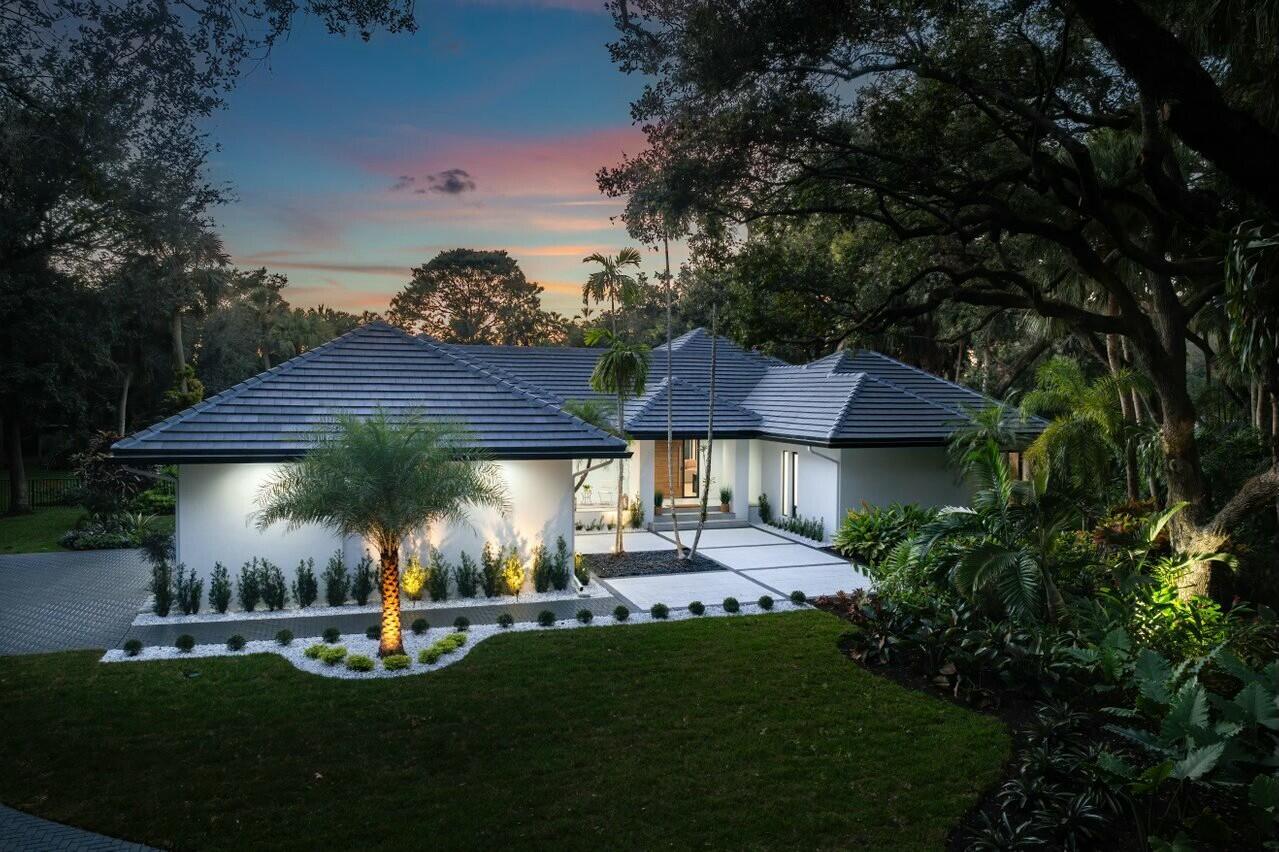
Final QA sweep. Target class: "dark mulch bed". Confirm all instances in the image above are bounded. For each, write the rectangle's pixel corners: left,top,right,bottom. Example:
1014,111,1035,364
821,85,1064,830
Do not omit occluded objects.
582,549,723,578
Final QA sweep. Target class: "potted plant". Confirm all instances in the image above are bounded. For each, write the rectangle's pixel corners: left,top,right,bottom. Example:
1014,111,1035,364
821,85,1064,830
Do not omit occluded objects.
654,490,665,516
719,486,732,513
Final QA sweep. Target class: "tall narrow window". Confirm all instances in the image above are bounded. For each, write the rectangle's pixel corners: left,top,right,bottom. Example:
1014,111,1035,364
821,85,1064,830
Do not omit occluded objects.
781,450,799,517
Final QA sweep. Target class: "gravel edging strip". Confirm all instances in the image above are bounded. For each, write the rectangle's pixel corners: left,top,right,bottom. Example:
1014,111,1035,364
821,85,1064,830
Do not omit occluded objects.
103,601,808,679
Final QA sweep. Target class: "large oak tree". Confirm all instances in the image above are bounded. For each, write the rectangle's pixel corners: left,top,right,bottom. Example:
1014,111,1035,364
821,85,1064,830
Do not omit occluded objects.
599,0,1278,593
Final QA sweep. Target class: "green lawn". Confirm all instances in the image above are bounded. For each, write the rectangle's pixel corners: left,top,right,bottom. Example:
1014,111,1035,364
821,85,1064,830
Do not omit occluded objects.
0,506,84,553
0,612,1006,850
0,507,174,553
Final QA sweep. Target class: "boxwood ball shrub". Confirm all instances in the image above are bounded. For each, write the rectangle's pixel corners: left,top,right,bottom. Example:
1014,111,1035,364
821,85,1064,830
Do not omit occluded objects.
275,629,293,646
453,616,470,632
757,595,774,611
411,617,429,635
613,605,630,622
175,634,195,653
723,597,740,613
319,645,347,666
688,600,705,616
226,634,246,652
365,624,380,640
650,603,670,620
790,590,807,604
303,643,325,660
576,608,593,624
537,609,556,627
382,654,411,671
496,612,514,628
123,638,143,657
322,627,340,644
345,654,375,672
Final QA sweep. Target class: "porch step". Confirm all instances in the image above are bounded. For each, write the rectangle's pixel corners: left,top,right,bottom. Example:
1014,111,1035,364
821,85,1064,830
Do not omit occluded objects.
651,509,745,531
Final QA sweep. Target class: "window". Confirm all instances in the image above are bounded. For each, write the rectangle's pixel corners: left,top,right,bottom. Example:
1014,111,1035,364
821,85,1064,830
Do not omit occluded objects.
781,450,798,517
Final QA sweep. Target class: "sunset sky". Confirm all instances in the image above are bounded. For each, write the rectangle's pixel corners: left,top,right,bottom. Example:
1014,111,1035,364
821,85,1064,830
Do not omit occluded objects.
207,0,675,316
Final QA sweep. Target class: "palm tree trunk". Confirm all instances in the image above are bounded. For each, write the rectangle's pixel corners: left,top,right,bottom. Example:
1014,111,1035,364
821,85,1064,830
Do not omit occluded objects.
377,546,404,656
117,366,133,436
663,236,685,558
690,303,717,557
615,386,625,555
170,311,187,393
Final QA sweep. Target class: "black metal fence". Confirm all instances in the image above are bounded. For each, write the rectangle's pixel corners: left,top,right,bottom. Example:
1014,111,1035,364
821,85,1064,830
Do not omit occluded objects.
0,477,175,513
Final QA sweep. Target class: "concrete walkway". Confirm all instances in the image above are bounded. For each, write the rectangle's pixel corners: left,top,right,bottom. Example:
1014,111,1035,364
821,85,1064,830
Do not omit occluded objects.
0,549,149,655
599,526,869,609
0,804,155,851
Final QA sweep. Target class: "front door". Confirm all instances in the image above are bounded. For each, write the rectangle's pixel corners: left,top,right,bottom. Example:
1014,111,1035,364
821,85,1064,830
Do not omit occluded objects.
680,439,700,498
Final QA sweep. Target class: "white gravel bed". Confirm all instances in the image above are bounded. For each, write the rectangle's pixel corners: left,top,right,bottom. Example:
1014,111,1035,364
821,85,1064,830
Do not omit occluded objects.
103,600,808,679
751,522,831,548
132,582,609,627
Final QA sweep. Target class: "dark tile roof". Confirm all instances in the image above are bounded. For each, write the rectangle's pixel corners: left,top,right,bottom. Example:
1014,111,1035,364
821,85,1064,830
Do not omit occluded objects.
624,376,761,438
113,323,629,462
457,329,1042,446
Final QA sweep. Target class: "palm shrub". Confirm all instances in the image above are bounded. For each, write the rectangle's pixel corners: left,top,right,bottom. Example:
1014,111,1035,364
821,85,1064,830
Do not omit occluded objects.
918,440,1078,622
255,411,507,656
208,562,232,613
479,542,501,597
351,554,375,605
173,563,202,615
426,549,450,601
322,551,349,606
453,552,480,598
292,558,318,608
237,559,262,612
573,552,588,586
259,559,287,610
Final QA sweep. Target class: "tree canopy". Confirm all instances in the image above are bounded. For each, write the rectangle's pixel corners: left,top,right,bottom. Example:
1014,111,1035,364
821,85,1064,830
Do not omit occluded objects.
388,249,566,345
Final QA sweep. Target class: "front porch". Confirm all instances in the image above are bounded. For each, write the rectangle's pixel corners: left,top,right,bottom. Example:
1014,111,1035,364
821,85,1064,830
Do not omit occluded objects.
573,437,756,532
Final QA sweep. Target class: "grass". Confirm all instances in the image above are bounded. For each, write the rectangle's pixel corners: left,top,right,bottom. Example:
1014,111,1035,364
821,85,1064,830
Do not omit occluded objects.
0,507,174,553
0,612,1008,850
0,506,84,553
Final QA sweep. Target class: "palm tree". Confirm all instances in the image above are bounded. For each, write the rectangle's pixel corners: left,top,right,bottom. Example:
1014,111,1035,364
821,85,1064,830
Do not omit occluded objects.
1020,356,1148,502
582,248,642,336
919,440,1076,622
255,411,507,656
585,327,649,554
661,236,686,557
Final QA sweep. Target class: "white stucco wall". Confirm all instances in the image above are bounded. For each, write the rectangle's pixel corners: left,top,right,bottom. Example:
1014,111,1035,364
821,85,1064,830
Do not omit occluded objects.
755,440,840,538
176,459,575,591
838,446,970,511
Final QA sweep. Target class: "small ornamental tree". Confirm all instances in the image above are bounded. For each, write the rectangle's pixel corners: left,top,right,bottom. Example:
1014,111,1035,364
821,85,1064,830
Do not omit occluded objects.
256,411,507,656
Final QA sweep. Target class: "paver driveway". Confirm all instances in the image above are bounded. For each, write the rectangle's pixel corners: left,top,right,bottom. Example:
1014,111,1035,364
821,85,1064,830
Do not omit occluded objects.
599,525,870,607
0,549,149,655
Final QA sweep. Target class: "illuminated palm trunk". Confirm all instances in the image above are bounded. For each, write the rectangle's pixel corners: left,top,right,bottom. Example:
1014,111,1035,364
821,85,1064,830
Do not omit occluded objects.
377,547,404,657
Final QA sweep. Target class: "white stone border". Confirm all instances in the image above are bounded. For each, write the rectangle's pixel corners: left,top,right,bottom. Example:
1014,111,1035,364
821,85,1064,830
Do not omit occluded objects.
132,582,609,626
751,522,830,547
103,601,808,679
